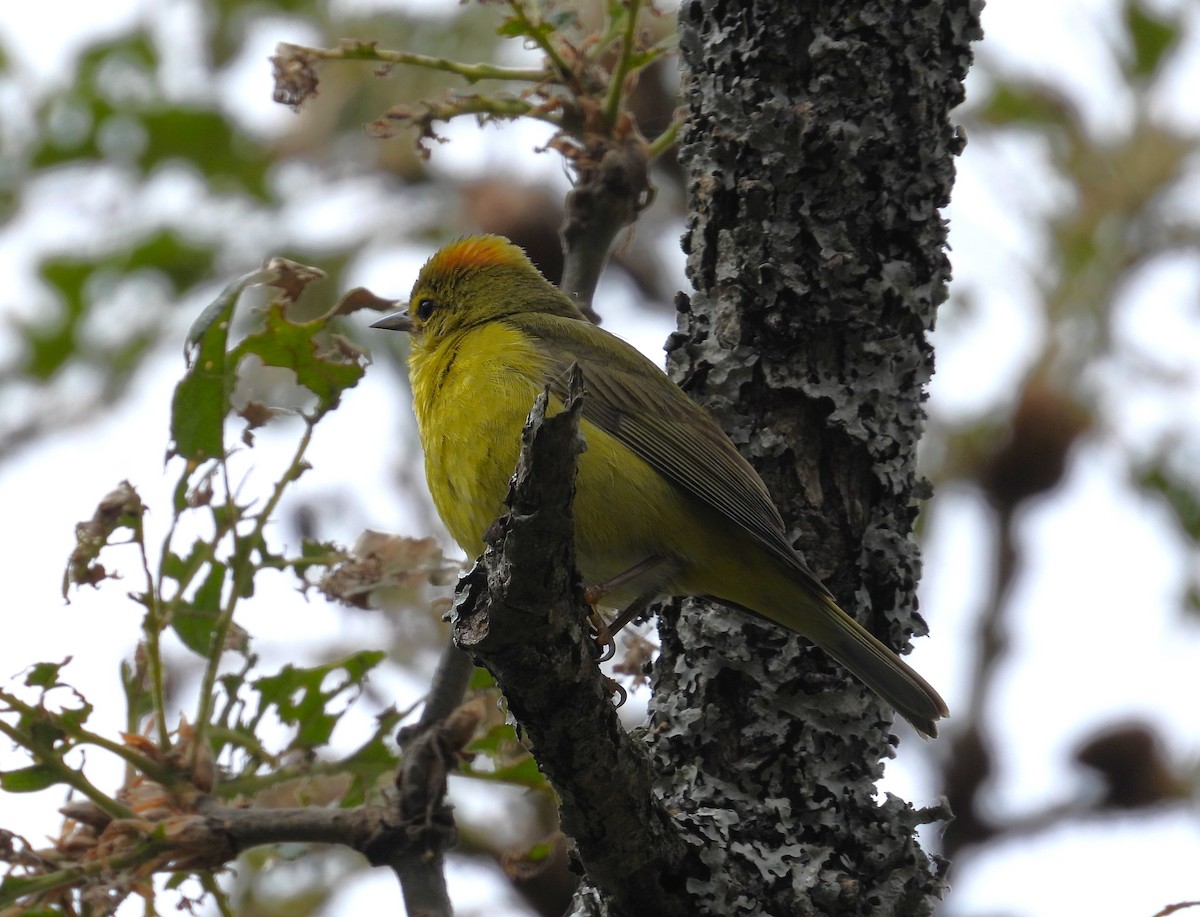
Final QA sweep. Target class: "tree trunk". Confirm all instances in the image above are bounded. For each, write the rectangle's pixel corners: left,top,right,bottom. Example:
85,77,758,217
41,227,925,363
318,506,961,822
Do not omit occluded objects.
638,1,981,914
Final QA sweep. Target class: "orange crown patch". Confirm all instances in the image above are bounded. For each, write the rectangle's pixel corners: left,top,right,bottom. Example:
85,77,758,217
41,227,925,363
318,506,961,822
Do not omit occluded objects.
427,235,528,276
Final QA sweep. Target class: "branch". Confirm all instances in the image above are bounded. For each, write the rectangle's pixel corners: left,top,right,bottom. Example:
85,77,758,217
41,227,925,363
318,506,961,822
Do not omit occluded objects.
941,503,1018,858
4,802,390,909
418,639,477,727
559,140,653,321
601,0,644,128
271,40,550,110
310,39,550,83
450,369,692,917
197,800,380,851
2,711,480,914
383,665,483,917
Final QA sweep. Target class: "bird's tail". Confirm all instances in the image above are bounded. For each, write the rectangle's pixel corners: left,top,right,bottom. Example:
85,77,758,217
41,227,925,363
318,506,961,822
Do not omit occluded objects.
691,537,948,735
797,593,948,737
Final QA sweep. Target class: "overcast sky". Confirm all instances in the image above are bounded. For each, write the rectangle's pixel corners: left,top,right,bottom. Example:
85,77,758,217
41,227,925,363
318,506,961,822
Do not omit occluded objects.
1,2,1199,915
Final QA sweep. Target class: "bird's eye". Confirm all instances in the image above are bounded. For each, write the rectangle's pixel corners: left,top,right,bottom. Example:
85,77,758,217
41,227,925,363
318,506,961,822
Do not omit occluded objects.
415,298,437,321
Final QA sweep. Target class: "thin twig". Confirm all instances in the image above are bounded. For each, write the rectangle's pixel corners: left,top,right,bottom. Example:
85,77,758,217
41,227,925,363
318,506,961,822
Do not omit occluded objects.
647,117,682,160
602,0,644,128
282,40,550,84
129,504,171,752
943,506,1019,856
0,691,175,789
505,0,574,86
191,420,315,768
0,720,136,821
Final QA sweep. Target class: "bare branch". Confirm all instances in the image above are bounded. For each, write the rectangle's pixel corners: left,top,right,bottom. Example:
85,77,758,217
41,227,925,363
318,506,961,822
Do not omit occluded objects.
560,141,654,320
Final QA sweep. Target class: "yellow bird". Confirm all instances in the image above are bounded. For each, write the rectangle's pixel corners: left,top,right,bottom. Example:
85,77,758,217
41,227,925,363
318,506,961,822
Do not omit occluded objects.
373,235,948,737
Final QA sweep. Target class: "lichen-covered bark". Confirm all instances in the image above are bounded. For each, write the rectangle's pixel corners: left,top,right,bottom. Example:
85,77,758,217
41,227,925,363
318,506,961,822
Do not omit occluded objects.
452,381,692,917
642,1,981,914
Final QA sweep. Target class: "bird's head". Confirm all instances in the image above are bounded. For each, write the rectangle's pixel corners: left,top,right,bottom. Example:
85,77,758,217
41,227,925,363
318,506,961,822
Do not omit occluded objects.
371,235,583,341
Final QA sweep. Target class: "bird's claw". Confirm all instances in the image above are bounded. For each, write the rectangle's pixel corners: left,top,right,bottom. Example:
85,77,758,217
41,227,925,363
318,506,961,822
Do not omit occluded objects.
586,607,616,662
602,675,628,708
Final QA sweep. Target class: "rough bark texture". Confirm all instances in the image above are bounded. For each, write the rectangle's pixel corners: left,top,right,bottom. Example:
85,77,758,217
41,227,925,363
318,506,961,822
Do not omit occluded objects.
452,378,692,917
638,1,981,915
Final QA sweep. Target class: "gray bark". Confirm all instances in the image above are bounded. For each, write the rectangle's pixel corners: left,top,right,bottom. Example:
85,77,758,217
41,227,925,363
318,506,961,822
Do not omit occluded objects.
638,1,981,915
452,377,692,917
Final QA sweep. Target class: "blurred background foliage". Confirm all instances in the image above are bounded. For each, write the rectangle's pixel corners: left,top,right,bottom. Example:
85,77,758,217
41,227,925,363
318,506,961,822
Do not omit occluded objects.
0,0,1198,915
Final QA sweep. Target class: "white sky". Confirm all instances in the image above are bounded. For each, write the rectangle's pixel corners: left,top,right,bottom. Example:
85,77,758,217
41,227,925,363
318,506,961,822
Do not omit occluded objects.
1,1,1199,916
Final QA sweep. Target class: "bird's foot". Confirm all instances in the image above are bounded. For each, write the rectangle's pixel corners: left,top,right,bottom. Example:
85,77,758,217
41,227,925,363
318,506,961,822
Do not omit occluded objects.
601,674,628,708
585,604,617,663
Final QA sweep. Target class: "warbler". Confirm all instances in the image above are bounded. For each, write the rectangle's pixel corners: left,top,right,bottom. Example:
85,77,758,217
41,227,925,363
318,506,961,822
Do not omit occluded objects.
373,235,948,736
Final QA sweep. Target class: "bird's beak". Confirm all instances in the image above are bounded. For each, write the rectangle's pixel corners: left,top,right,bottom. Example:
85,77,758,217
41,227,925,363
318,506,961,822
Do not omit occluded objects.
370,308,414,333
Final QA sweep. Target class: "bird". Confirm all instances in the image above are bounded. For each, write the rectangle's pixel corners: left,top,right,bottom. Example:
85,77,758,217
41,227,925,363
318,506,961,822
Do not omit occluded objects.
372,234,948,737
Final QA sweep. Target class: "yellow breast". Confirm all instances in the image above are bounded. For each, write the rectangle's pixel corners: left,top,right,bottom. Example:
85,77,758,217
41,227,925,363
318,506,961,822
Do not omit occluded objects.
408,318,695,597
409,320,547,555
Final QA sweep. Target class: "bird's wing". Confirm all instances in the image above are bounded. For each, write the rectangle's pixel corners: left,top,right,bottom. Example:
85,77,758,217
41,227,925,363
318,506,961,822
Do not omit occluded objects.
512,314,833,598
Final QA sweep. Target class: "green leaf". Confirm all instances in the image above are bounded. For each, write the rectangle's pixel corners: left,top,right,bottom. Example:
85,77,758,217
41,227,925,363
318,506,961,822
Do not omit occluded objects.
461,749,545,789
291,538,346,581
497,17,529,38
339,707,404,806
123,230,217,294
57,697,93,732
162,543,210,587
1,874,57,909
169,268,263,472
1138,464,1200,540
171,561,228,655
22,231,214,390
0,764,61,792
137,108,270,198
120,657,155,725
497,15,553,41
300,538,341,560
341,650,387,682
976,82,1077,130
231,303,367,420
24,659,71,690
31,32,270,197
230,526,268,601
252,652,385,752
462,721,547,790
25,261,93,380
1123,0,1179,79
24,717,68,752
256,665,337,748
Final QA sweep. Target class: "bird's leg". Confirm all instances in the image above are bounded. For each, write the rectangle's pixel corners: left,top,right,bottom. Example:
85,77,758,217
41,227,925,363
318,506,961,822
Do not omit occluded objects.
582,553,674,606
583,554,678,662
